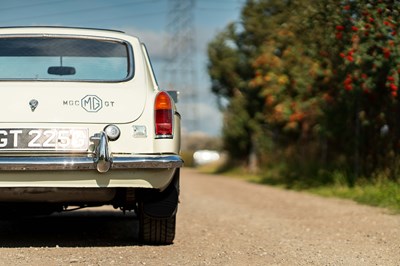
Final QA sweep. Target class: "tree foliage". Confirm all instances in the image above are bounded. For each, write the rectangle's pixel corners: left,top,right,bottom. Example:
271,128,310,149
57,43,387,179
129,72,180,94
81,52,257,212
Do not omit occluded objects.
207,0,400,184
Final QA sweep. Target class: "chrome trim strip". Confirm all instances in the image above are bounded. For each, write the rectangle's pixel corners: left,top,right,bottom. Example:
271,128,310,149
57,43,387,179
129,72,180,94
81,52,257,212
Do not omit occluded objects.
0,155,183,171
112,155,183,169
0,26,126,34
155,135,173,139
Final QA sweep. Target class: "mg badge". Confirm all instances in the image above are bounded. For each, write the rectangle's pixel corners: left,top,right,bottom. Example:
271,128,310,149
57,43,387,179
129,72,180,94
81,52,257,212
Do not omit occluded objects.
29,99,39,112
81,95,103,112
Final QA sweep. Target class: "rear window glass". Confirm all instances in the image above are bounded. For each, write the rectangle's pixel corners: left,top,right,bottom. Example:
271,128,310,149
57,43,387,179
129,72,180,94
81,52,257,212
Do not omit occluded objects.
0,37,131,81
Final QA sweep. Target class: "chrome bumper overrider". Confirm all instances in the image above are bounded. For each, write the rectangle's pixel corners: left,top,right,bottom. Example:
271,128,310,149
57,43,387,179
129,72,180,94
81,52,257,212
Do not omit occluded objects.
0,132,183,173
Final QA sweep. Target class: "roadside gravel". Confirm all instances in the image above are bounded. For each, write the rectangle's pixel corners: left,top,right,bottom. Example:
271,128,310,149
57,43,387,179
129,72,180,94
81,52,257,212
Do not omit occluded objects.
0,168,398,265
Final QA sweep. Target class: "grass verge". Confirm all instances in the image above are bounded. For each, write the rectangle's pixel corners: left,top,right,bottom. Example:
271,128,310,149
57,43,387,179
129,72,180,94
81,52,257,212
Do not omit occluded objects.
199,163,400,213
309,181,400,213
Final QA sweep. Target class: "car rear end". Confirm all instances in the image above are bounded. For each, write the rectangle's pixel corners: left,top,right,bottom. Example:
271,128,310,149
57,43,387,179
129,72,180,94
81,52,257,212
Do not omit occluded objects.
0,27,182,244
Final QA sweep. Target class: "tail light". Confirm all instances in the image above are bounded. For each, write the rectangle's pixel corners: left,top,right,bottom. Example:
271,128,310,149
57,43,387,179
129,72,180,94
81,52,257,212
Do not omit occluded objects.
155,91,173,138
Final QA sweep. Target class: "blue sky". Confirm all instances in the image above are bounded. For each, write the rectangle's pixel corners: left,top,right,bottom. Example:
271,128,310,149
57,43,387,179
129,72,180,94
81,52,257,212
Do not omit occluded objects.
0,0,245,136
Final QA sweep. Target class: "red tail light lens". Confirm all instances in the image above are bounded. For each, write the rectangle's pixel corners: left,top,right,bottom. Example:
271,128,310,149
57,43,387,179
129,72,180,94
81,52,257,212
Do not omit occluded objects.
155,91,173,138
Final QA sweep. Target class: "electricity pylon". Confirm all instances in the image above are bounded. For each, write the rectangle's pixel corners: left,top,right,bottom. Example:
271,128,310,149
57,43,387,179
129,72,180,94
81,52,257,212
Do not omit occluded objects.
163,0,199,133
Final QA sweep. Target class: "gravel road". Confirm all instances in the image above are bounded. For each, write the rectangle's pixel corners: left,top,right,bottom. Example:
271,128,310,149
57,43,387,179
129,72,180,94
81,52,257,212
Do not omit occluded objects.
0,168,399,265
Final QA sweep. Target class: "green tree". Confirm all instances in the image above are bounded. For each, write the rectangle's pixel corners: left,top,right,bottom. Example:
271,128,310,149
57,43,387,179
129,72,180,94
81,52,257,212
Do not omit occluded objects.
208,0,400,184
208,0,300,169
248,0,342,184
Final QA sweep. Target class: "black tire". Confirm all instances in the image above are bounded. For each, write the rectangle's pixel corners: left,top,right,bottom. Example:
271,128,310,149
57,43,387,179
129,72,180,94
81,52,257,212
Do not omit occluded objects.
139,210,176,245
138,169,179,245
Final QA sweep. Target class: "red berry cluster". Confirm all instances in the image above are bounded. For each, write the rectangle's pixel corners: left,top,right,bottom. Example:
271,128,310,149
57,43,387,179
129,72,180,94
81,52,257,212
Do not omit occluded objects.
335,25,344,40
339,49,356,63
387,76,398,97
344,75,353,91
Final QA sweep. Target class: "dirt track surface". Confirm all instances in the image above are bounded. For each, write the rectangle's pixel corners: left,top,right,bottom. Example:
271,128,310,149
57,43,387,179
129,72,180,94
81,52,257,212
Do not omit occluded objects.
0,168,399,265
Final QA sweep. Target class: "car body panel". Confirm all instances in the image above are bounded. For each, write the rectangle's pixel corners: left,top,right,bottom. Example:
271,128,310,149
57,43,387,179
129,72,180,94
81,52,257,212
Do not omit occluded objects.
0,81,147,124
0,27,182,192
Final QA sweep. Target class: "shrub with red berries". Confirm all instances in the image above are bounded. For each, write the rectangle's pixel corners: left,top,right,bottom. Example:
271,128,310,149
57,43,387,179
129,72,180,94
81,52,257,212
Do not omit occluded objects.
329,0,400,177
337,0,399,98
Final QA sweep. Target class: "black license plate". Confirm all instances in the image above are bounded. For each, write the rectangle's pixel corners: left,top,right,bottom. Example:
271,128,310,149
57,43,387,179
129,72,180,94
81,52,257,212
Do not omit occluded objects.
0,128,89,151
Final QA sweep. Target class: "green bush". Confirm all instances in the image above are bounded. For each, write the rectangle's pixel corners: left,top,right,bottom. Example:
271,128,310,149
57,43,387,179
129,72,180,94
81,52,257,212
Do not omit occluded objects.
180,151,194,168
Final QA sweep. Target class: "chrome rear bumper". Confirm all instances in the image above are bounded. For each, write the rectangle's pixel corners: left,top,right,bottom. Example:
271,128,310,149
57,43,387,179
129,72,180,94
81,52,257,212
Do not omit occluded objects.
0,155,183,172
0,131,183,172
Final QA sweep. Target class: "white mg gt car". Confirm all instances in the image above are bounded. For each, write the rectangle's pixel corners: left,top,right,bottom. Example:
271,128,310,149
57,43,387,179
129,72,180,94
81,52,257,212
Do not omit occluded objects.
0,27,182,245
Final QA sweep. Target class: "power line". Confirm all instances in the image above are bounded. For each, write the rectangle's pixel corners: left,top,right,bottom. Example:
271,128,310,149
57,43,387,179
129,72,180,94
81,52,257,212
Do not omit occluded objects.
197,7,241,12
0,0,72,11
0,1,243,25
0,0,163,24
81,10,168,24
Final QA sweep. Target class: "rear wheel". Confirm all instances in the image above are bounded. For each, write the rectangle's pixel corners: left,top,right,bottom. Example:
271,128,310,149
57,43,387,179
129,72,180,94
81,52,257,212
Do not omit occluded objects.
137,169,179,245
139,209,176,244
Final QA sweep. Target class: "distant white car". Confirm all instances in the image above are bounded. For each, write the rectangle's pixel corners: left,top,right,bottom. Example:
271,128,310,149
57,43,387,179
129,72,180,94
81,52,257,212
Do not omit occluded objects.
193,150,220,166
0,27,182,245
